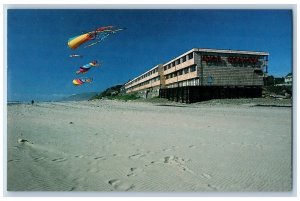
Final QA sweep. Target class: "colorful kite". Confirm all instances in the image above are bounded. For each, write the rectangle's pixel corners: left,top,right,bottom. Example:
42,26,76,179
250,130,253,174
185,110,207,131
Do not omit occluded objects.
76,60,100,74
72,78,93,86
67,26,125,49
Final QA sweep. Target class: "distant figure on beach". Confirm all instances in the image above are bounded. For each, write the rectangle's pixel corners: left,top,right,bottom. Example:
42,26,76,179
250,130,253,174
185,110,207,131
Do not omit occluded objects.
31,100,34,105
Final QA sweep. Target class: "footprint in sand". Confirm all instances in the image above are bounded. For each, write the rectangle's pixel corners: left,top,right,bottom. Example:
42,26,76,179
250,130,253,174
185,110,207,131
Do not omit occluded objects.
163,156,194,174
201,172,212,179
87,167,100,173
70,186,76,191
33,157,45,162
74,155,84,159
108,179,135,191
144,161,157,167
128,153,145,160
17,139,32,144
162,148,172,152
126,167,143,177
164,156,185,163
207,183,218,190
94,156,106,160
8,159,21,162
52,158,67,162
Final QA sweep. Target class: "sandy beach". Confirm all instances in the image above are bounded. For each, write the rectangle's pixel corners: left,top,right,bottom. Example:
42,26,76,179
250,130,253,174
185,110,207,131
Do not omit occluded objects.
7,99,292,192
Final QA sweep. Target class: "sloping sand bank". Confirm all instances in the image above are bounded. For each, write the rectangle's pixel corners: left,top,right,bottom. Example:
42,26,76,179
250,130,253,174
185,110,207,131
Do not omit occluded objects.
7,100,292,191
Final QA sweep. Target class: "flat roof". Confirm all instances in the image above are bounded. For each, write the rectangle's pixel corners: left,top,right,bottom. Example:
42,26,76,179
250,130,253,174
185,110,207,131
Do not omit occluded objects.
195,48,269,56
163,48,269,66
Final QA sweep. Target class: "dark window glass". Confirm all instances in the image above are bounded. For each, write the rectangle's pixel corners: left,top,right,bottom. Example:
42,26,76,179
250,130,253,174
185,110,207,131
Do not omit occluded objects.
190,66,196,72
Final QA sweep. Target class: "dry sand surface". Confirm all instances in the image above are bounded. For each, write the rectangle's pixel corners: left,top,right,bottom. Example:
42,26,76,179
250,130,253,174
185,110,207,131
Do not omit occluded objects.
7,99,292,192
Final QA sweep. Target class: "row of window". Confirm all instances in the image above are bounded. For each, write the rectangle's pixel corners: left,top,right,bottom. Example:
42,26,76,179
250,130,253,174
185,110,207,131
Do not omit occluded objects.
163,52,194,71
165,65,196,80
127,67,159,86
166,78,200,88
127,52,195,86
126,76,160,91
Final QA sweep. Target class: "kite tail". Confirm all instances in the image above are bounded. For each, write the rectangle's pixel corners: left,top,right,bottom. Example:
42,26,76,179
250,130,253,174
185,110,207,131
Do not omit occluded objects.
86,78,93,83
80,78,93,83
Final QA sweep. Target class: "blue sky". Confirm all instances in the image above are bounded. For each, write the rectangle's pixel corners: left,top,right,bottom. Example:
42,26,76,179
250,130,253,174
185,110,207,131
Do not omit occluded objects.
7,9,293,101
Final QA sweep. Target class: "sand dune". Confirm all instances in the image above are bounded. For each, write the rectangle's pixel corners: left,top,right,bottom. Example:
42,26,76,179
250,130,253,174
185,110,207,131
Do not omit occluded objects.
7,100,292,192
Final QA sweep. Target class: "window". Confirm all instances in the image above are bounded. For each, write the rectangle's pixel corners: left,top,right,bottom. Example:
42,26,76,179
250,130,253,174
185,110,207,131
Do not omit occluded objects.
254,69,263,76
178,70,183,76
182,55,186,62
184,68,189,74
188,53,193,60
168,64,171,69
190,66,196,72
172,61,175,67
176,59,180,65
164,66,167,71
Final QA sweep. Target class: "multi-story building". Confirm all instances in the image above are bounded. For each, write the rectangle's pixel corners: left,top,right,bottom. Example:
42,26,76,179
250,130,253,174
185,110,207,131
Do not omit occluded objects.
124,48,269,103
284,73,292,86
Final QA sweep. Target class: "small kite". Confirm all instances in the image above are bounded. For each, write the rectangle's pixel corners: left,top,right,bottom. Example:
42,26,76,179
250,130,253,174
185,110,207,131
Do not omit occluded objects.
69,54,83,58
67,26,125,49
72,78,93,86
76,60,100,74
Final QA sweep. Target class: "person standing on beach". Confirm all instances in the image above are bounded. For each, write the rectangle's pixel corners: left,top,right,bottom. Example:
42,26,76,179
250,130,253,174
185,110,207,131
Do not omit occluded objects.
31,100,34,105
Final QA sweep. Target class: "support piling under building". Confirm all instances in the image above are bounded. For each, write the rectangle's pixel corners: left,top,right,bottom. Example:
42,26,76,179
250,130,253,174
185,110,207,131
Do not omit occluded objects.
159,86,262,103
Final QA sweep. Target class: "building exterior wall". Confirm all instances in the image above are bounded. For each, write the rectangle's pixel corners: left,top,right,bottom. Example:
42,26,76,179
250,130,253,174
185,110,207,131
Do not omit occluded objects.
197,52,266,86
201,66,263,86
284,75,292,85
